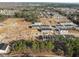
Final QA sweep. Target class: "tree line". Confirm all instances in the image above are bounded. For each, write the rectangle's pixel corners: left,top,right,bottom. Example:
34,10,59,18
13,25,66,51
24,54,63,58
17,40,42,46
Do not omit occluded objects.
10,35,79,57
14,10,38,22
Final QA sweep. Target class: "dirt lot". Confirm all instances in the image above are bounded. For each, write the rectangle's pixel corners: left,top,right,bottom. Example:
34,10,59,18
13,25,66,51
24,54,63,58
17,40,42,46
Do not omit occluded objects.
0,18,34,43
9,48,60,57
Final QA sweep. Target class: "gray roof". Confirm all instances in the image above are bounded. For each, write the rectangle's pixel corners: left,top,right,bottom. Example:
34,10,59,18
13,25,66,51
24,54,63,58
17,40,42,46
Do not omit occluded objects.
0,43,8,50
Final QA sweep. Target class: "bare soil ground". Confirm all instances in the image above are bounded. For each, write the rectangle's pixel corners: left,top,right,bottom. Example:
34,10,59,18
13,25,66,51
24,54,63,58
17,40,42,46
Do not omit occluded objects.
9,48,59,57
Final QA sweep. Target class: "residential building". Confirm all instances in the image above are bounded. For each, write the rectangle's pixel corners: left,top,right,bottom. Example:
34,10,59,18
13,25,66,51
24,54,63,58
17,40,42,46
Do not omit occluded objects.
0,43,10,54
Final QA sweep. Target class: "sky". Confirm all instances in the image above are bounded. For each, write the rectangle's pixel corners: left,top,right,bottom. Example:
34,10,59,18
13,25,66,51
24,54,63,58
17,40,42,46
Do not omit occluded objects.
0,0,79,3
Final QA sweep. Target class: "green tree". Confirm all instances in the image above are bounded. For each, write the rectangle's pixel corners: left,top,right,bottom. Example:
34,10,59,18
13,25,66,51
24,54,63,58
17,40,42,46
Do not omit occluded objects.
32,41,37,50
66,45,73,57
46,41,54,50
72,39,79,56
39,41,45,50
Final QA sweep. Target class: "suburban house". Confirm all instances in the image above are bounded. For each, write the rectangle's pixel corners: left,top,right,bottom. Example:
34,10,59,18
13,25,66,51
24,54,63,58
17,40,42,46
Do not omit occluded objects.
0,9,19,15
36,35,56,41
58,29,69,35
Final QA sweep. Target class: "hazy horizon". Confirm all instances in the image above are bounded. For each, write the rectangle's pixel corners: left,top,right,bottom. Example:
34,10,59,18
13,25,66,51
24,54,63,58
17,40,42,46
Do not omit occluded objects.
0,0,79,3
